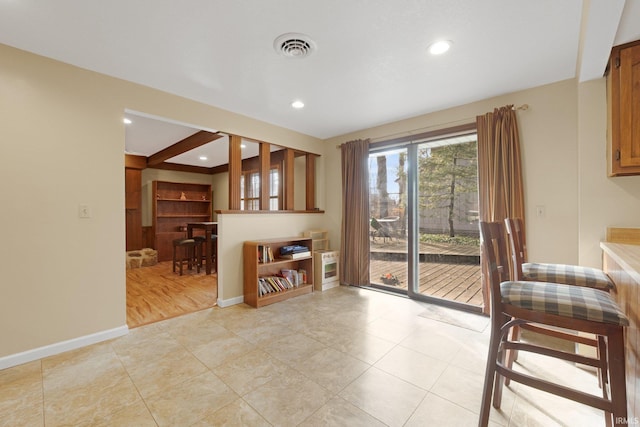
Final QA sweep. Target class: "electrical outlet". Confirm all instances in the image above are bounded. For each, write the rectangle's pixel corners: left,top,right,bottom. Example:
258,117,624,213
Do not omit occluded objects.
78,204,92,218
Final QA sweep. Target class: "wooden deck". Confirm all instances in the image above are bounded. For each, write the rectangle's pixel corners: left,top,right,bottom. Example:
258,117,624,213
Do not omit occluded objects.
370,237,483,307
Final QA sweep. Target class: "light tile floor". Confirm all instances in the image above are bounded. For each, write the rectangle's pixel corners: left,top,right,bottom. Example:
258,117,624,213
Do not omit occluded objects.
1,286,607,426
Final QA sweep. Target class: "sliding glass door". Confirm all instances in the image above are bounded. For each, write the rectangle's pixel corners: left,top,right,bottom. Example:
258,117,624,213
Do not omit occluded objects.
369,131,483,311
369,147,408,293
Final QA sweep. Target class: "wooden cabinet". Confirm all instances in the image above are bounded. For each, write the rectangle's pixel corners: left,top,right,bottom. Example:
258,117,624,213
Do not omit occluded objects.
600,242,640,418
607,39,640,176
243,237,314,308
125,168,143,251
152,181,212,261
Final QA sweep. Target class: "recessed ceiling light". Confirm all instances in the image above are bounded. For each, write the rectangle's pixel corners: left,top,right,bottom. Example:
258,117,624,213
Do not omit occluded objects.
291,100,305,109
428,40,452,55
123,118,132,124
199,156,208,161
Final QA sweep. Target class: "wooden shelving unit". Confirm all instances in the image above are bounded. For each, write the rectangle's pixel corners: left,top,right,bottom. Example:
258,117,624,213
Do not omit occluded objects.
152,181,212,261
303,229,330,252
243,236,314,308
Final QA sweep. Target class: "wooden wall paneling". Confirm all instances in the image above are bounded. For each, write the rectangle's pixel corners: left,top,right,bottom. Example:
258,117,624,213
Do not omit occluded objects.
142,226,154,248
125,168,143,250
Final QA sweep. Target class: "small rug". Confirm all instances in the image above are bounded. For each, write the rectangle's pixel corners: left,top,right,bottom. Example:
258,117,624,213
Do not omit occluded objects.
419,304,489,332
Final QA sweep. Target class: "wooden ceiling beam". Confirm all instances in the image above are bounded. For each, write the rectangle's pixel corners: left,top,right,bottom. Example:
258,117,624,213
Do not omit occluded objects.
147,131,222,166
147,162,212,175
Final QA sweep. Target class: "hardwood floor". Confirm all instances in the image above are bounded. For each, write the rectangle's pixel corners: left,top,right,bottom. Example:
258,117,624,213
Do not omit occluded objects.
370,258,482,306
126,261,217,328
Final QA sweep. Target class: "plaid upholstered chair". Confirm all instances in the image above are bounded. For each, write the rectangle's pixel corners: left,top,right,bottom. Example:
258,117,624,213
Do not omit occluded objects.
478,221,628,427
502,217,616,380
505,217,614,291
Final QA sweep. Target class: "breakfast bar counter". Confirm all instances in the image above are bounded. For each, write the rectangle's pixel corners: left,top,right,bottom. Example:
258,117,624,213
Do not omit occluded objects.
600,242,640,419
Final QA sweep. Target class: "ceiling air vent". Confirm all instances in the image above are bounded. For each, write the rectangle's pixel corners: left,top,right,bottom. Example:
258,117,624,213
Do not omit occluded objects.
274,33,316,58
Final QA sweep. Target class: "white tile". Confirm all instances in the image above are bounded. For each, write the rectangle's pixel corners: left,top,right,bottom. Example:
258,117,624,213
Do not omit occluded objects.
374,345,448,390
339,367,427,427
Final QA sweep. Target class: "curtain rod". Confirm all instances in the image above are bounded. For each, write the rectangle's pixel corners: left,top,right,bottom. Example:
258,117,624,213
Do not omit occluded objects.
335,103,529,148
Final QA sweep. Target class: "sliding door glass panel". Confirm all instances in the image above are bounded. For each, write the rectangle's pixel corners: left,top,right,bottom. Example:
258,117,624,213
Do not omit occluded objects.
414,135,482,306
369,147,408,293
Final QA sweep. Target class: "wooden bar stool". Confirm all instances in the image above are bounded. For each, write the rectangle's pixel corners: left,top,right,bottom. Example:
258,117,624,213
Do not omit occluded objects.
503,217,615,384
194,234,217,272
479,221,628,427
505,218,614,291
172,238,200,276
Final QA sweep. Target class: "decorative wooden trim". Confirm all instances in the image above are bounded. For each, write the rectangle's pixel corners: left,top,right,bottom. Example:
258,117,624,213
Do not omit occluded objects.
283,148,295,210
305,153,317,210
215,209,324,214
259,142,271,210
147,131,222,166
125,154,147,169
606,227,640,245
148,162,212,174
228,134,242,210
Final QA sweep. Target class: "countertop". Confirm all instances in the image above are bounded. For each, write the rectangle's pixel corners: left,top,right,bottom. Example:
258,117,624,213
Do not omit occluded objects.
600,241,640,284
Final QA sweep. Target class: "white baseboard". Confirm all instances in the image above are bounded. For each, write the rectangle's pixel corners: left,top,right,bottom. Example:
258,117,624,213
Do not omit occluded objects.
0,325,129,370
217,295,244,308
316,280,340,292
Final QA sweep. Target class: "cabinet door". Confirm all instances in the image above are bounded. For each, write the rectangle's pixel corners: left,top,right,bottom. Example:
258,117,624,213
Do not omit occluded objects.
125,168,141,209
619,43,640,167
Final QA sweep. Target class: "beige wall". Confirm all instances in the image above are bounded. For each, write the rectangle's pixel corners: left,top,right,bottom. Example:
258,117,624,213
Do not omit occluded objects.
324,77,640,270
0,43,324,362
3,38,638,366
578,78,640,267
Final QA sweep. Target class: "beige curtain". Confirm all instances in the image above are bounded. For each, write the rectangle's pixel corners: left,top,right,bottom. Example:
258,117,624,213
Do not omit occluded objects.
340,139,370,286
477,105,525,312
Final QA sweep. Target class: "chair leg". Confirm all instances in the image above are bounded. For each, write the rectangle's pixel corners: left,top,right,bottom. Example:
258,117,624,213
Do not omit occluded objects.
595,335,614,427
492,315,510,409
504,323,521,386
479,314,504,427
195,243,201,274
173,245,177,273
608,327,627,427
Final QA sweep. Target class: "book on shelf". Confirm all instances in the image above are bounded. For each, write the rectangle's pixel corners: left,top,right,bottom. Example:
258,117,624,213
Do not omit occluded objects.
280,251,311,260
257,245,275,263
258,275,296,296
279,245,309,256
281,269,300,286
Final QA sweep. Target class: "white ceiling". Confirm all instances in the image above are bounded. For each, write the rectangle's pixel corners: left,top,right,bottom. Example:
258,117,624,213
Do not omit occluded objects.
2,0,639,165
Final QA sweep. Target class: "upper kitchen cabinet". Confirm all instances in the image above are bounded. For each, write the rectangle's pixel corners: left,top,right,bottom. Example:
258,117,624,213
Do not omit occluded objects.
607,39,640,176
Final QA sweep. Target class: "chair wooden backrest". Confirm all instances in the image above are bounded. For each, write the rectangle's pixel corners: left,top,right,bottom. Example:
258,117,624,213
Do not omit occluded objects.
480,221,510,313
504,218,526,280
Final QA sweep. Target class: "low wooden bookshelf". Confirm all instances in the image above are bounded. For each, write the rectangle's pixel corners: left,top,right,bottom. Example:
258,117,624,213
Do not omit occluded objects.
243,237,314,308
